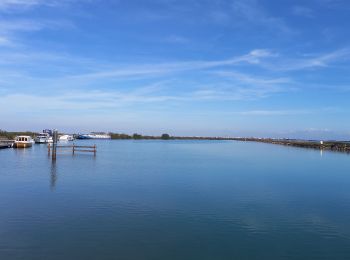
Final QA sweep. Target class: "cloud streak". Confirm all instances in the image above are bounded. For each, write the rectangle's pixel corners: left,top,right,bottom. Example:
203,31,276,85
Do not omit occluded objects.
0,82,289,113
64,49,274,80
0,0,70,11
292,6,315,18
260,48,350,71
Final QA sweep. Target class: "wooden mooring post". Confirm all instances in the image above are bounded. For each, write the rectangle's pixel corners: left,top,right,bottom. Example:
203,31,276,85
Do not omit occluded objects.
52,130,58,160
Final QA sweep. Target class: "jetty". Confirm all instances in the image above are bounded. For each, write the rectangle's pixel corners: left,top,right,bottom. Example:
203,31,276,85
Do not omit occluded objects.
0,139,14,149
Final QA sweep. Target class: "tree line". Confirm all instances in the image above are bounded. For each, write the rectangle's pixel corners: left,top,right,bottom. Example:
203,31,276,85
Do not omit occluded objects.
0,130,37,140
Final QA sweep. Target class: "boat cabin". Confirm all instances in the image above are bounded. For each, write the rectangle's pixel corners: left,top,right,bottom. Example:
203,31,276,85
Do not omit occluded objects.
16,136,32,142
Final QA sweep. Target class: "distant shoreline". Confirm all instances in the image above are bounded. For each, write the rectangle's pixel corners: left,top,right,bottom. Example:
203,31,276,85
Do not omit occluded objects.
115,136,350,153
229,137,350,153
1,130,349,153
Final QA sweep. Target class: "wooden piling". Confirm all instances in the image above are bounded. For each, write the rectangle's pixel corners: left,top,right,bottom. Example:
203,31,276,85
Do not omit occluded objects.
52,130,58,160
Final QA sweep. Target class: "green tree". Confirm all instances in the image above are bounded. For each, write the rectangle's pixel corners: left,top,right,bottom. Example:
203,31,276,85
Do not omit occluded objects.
133,133,142,139
161,133,170,140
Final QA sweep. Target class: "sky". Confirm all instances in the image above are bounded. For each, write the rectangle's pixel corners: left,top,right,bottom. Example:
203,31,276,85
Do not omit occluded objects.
0,0,350,139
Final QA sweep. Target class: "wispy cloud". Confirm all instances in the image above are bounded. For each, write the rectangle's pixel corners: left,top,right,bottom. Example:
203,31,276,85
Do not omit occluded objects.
230,0,293,33
232,109,315,116
2,18,72,31
213,70,291,85
0,0,69,11
0,18,74,49
0,35,13,46
318,0,350,10
0,0,75,48
0,81,288,113
262,48,350,71
115,0,293,34
292,6,315,18
0,0,44,10
165,35,190,44
0,19,47,34
48,49,274,81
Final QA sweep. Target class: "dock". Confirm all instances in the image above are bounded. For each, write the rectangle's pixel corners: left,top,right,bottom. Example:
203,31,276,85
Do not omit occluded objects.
0,140,14,149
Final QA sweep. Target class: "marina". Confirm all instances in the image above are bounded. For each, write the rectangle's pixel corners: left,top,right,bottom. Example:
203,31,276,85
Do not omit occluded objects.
2,130,350,153
1,0,349,259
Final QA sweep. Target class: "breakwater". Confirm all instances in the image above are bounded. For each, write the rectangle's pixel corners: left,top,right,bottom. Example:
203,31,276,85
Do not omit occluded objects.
231,138,350,153
111,134,350,153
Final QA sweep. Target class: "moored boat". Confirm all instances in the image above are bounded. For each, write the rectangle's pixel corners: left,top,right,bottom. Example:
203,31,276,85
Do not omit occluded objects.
34,133,50,143
77,133,111,139
59,135,74,141
14,136,34,148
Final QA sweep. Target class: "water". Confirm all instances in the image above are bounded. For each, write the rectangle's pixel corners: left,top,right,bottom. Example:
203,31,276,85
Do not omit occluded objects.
1,140,350,260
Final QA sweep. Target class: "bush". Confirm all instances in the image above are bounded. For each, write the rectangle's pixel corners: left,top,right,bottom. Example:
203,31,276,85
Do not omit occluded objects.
161,133,170,140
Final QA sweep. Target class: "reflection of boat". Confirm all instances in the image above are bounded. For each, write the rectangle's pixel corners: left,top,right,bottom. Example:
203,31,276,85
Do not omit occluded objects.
59,135,74,141
77,133,111,139
14,136,34,148
34,133,50,143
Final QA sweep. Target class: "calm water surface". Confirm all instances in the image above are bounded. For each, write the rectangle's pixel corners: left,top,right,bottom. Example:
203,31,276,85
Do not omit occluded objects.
1,140,350,259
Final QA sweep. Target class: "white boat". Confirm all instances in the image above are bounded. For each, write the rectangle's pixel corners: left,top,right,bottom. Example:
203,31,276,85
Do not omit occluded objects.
14,136,33,148
77,133,111,139
34,133,51,143
59,135,74,141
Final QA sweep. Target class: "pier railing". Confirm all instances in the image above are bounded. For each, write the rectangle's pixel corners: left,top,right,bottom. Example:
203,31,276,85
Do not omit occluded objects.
48,143,96,156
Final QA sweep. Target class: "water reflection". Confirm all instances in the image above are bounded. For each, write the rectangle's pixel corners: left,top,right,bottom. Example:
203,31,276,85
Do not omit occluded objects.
50,160,57,191
14,147,29,156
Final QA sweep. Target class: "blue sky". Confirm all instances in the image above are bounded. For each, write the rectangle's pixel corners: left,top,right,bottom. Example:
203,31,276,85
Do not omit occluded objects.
0,0,350,139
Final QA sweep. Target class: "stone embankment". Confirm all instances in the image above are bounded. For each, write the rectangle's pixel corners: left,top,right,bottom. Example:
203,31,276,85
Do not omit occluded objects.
231,138,350,153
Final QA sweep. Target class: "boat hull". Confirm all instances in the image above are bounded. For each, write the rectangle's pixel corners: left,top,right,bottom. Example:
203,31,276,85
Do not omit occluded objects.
77,134,111,139
59,135,74,141
35,139,47,144
13,142,33,148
